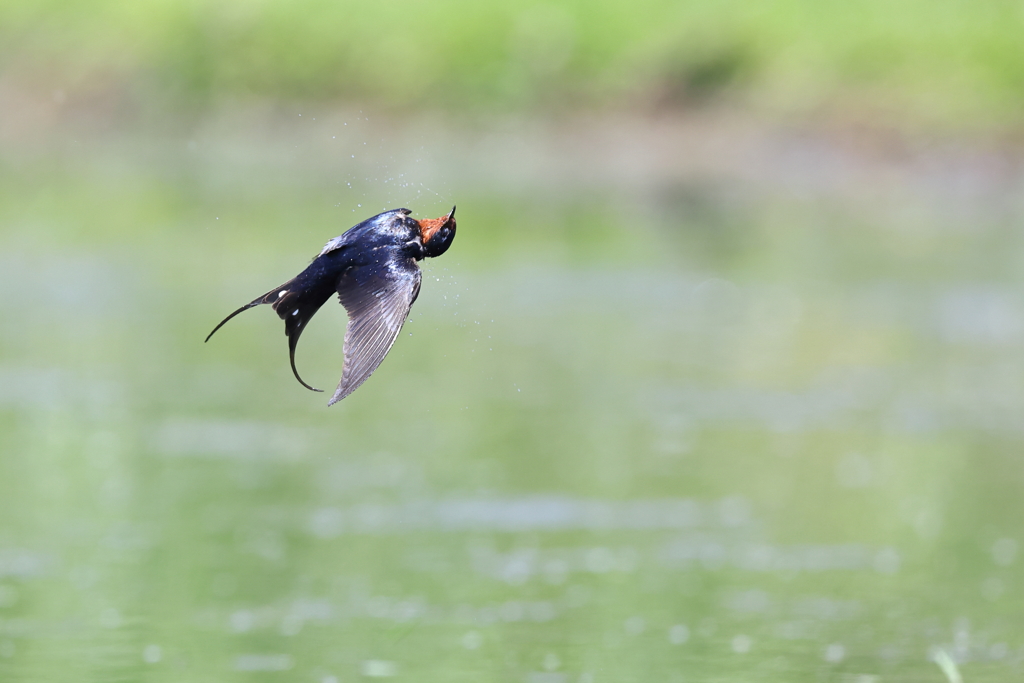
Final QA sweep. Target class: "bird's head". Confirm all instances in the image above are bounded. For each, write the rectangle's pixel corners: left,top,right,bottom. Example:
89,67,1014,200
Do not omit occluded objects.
418,206,457,258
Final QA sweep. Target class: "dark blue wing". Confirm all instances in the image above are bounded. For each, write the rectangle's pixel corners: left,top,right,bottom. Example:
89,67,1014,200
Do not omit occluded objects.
329,257,422,405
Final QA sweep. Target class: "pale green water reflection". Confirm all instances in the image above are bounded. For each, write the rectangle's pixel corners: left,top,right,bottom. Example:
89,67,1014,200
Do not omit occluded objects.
1,124,1023,682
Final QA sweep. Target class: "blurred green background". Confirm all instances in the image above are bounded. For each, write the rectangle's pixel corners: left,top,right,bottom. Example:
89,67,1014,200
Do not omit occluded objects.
3,1,1024,682
4,0,1024,123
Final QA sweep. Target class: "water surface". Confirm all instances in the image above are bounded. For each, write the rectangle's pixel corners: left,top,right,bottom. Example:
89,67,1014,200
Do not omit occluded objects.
1,118,1022,682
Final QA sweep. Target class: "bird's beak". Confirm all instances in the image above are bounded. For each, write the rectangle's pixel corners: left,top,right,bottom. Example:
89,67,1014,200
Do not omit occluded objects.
418,206,456,244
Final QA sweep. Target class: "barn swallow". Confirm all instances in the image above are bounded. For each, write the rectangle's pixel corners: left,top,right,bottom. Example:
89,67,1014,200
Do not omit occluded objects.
206,207,456,405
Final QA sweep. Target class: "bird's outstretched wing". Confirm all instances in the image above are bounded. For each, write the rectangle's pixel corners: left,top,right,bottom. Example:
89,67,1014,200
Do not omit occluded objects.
330,258,422,405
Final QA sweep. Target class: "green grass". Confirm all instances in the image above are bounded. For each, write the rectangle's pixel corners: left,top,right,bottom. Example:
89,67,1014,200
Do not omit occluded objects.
3,0,1024,125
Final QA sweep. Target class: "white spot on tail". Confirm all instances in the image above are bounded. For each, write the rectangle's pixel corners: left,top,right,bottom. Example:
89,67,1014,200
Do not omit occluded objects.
292,309,299,316
278,290,288,298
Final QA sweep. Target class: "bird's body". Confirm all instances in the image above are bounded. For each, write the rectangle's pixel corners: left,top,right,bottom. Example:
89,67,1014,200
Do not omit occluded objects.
206,207,456,405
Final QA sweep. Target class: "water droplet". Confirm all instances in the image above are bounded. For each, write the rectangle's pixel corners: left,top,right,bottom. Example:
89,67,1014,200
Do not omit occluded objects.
230,609,255,632
981,576,1005,600
625,616,646,635
731,634,752,654
143,644,162,663
462,630,482,649
100,607,122,629
361,660,397,677
823,643,845,663
992,538,1018,566
873,548,901,574
668,624,689,644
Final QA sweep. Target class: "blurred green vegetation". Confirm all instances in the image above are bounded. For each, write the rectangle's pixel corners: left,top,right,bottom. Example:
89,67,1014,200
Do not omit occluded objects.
3,0,1024,124
4,4,1024,681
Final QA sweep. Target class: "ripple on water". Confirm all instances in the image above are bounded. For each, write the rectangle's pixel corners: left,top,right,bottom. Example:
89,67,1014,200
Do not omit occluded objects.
234,654,293,671
304,496,736,536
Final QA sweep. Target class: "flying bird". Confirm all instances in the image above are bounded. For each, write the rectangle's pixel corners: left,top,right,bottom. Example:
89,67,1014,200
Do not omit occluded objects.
206,207,457,405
